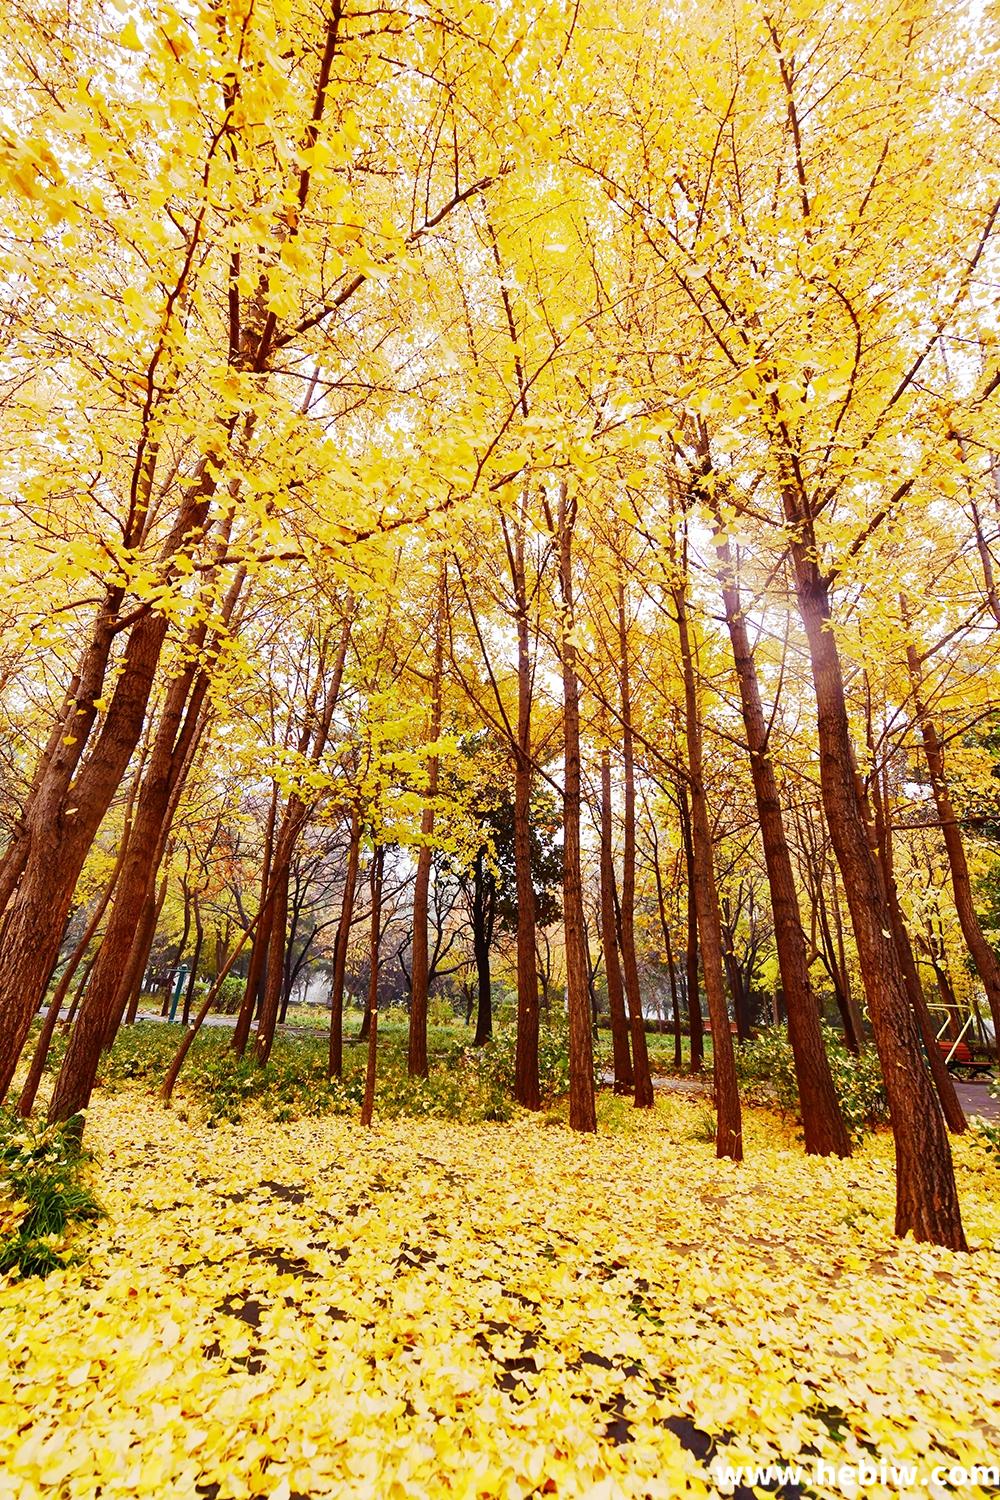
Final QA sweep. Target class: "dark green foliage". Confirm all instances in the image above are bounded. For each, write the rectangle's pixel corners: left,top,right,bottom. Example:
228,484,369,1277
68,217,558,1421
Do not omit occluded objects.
210,975,247,1015
736,1024,888,1141
0,1111,102,1278
476,1018,611,1105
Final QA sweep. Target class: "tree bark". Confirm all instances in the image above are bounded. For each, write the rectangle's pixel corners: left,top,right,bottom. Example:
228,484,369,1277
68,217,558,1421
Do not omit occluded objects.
599,749,634,1092
360,846,384,1128
233,784,280,1055
905,620,1000,1052
557,482,596,1132
0,443,230,1099
678,784,705,1072
408,569,446,1078
616,575,655,1108
784,516,964,1246
865,698,966,1134
711,512,849,1156
46,654,211,1122
122,867,169,1028
512,577,541,1106
650,831,684,1069
329,806,361,1078
183,894,203,1027
673,567,742,1160
14,776,141,1116
254,859,291,1067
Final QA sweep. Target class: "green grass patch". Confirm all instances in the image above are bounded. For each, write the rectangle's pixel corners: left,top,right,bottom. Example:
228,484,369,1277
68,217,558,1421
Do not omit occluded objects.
0,1111,102,1278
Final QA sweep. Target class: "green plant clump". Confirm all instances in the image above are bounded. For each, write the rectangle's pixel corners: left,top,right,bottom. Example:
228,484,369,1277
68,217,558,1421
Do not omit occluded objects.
0,1111,102,1278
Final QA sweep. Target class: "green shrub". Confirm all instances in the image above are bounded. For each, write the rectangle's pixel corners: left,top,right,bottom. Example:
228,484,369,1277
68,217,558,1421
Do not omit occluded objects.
736,1024,888,1141
474,1018,611,1105
428,995,457,1026
0,1111,102,1278
212,975,246,1014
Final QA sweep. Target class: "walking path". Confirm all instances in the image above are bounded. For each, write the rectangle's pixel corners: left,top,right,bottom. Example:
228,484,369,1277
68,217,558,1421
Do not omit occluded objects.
955,1077,999,1122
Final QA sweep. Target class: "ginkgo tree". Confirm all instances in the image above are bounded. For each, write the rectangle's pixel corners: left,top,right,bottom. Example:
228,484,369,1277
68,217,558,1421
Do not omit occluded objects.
1,0,999,1262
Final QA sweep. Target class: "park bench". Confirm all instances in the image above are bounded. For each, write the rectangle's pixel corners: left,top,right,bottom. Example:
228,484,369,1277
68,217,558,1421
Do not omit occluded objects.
936,1039,994,1077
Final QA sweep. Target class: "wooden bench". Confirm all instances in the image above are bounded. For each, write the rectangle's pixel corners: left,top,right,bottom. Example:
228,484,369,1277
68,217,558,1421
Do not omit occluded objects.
937,1039,994,1077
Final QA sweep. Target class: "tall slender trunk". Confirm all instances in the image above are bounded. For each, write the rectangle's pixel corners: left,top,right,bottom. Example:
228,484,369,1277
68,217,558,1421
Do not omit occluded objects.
678,784,704,1072
0,611,171,1099
122,868,169,1028
673,569,742,1160
785,516,964,1247
599,749,633,1092
905,619,1000,1051
160,910,262,1104
723,932,753,1043
360,846,383,1128
557,483,596,1133
471,850,495,1048
329,806,361,1078
232,800,278,1055
865,693,966,1134
184,894,203,1027
251,612,352,1066
650,831,683,1069
711,515,849,1156
409,570,446,1078
616,575,654,1108
162,878,192,1017
512,518,541,1109
254,859,291,1067
828,866,864,1050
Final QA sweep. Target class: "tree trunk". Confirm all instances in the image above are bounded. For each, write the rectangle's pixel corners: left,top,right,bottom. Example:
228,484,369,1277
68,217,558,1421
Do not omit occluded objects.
512,517,542,1109
329,806,361,1078
183,895,203,1027
122,868,169,1029
905,623,1000,1052
161,878,192,1017
723,936,753,1043
830,867,863,1048
557,482,596,1133
599,749,634,1092
674,569,742,1161
471,849,495,1048
233,785,280,1055
0,448,228,1098
15,800,137,1116
678,784,704,1072
47,666,209,1122
616,575,655,1108
472,928,493,1046
711,514,849,1156
360,847,384,1128
254,859,291,1066
409,570,446,1078
160,911,261,1104
786,523,964,1247
865,708,966,1135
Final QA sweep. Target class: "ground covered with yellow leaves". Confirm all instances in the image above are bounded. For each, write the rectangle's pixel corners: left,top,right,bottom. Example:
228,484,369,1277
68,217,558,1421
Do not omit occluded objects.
2,1094,999,1500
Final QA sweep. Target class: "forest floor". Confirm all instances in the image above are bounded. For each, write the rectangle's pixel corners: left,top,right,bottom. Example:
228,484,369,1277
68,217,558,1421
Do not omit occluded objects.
2,1091,999,1500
